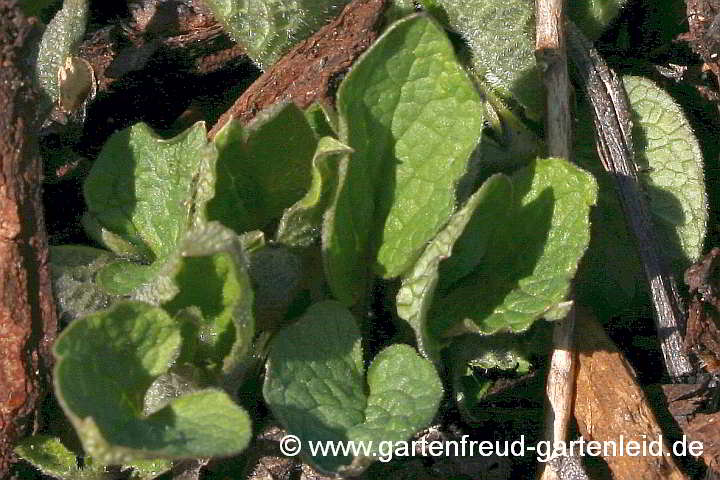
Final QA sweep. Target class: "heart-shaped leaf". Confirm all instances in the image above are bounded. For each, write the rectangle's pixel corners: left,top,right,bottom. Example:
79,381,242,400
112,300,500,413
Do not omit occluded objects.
263,301,442,474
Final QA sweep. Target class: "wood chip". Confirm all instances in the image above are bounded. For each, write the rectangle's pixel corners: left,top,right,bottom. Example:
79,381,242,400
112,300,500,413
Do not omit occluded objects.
574,309,688,480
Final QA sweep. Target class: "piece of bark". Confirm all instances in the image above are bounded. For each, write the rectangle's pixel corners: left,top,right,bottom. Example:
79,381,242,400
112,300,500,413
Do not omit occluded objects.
680,0,720,109
78,0,246,93
0,3,57,477
663,383,720,476
574,311,688,480
208,0,387,138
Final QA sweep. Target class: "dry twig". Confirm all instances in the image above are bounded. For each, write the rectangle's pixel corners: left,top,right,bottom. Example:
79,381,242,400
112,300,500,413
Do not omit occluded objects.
567,22,693,381
534,1,579,478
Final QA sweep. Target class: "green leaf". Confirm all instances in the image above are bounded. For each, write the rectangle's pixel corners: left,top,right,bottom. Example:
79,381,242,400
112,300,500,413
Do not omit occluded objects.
276,136,352,247
207,103,318,234
54,301,251,463
83,122,216,294
125,458,173,480
200,0,351,68
263,301,442,474
50,245,119,324
84,122,215,261
576,76,707,314
162,222,255,386
14,435,97,480
14,435,172,480
397,174,512,360
394,0,627,119
325,14,484,304
304,103,338,138
34,0,89,113
428,158,596,336
342,344,443,475
448,323,552,423
567,0,629,40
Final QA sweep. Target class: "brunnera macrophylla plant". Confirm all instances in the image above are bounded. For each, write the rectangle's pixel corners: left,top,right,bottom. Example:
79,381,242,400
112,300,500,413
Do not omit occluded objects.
19,0,706,478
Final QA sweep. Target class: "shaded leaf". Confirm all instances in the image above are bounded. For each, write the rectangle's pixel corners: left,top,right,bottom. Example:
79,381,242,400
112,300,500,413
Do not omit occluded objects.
83,122,216,294
276,136,352,247
207,103,317,235
428,158,596,336
54,301,251,463
575,76,707,314
50,245,119,325
397,174,512,360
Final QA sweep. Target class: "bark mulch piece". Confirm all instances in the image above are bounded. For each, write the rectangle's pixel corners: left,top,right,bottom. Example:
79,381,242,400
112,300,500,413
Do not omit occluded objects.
208,0,387,138
0,3,57,476
574,310,688,480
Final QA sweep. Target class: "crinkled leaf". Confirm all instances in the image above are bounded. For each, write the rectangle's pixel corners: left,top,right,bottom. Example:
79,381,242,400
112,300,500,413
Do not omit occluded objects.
429,158,596,336
162,223,255,386
394,0,627,118
576,76,707,314
207,103,317,234
50,245,119,325
263,301,365,471
276,136,352,247
397,174,512,360
325,14,483,304
341,344,443,476
53,301,251,463
200,0,350,68
14,435,99,480
263,301,442,474
35,0,89,113
15,435,172,480
83,122,216,294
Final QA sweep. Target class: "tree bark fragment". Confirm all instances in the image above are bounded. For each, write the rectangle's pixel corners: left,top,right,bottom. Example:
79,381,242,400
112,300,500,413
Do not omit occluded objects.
0,2,57,476
574,311,688,480
208,0,387,138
